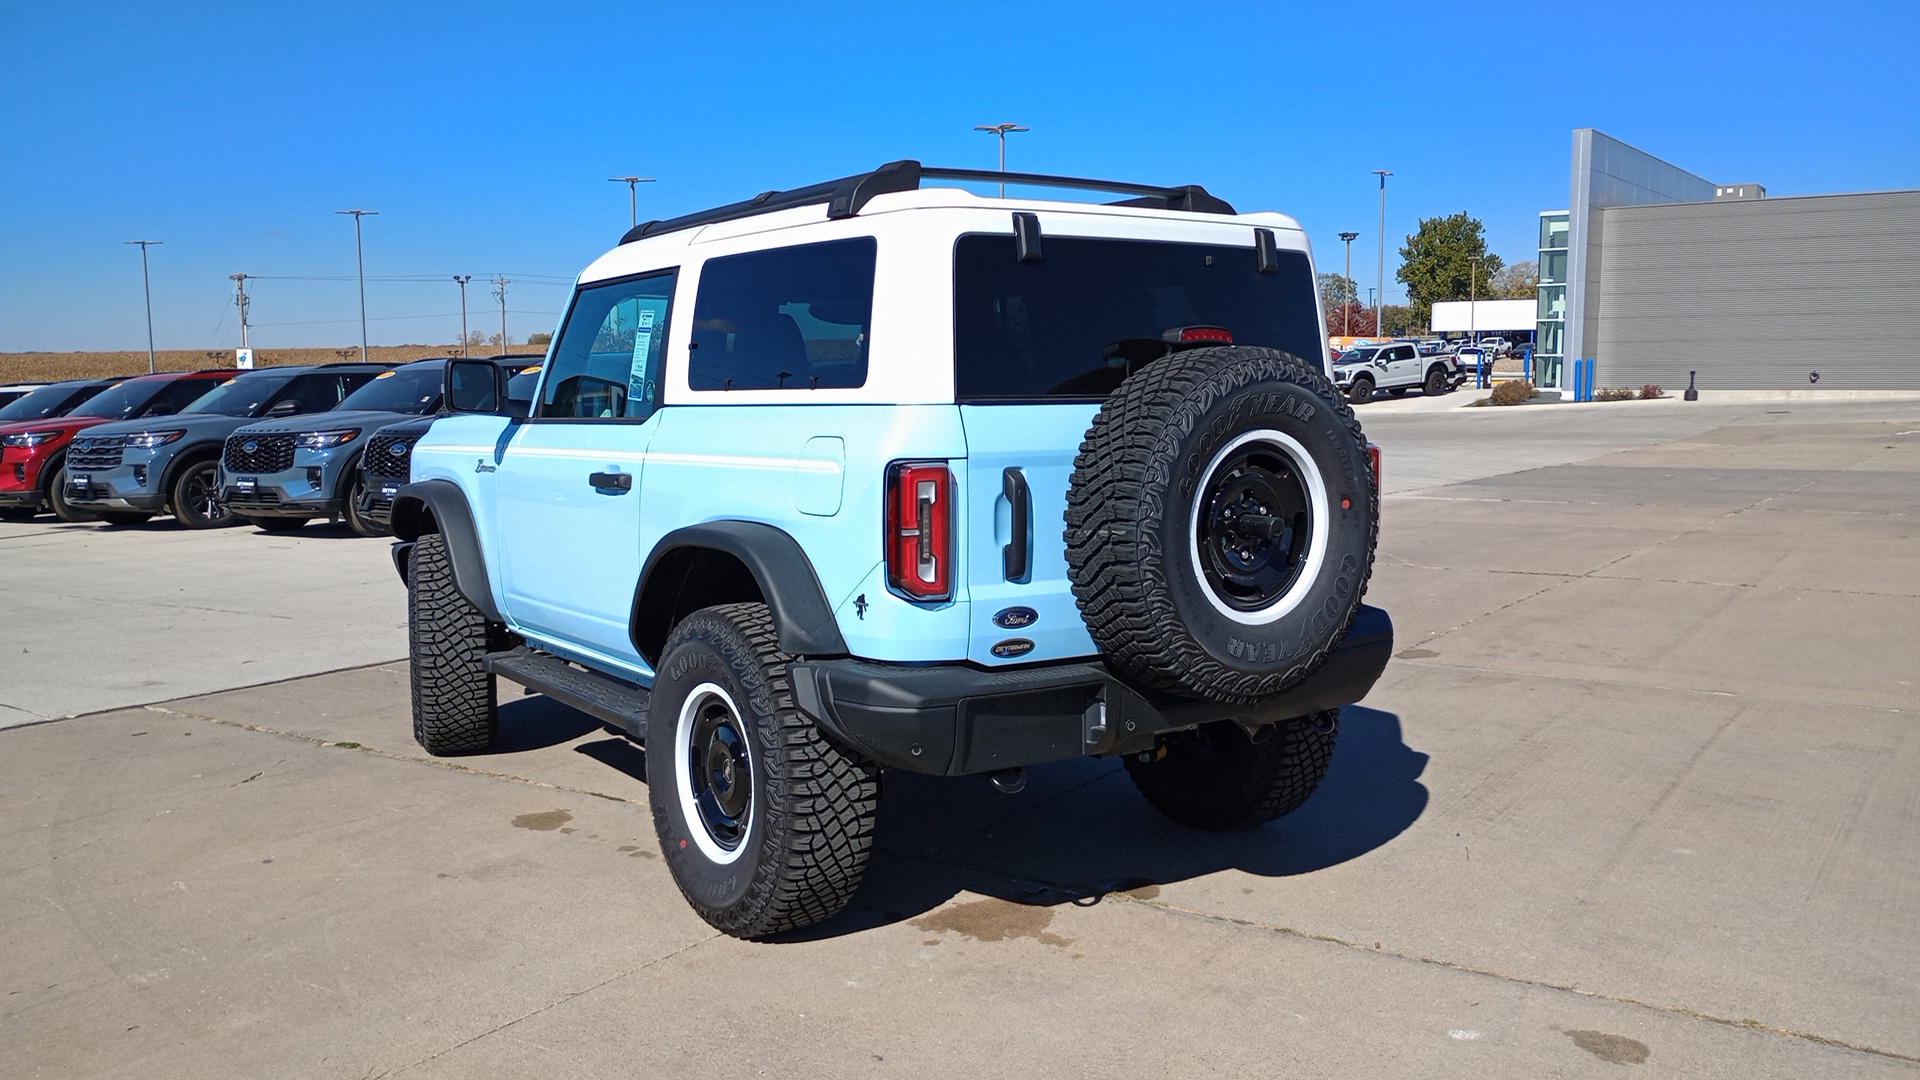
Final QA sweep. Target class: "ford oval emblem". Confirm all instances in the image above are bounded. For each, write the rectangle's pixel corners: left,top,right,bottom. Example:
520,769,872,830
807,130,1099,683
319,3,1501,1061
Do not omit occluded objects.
391,442,408,455
242,440,259,453
990,638,1035,659
993,606,1038,630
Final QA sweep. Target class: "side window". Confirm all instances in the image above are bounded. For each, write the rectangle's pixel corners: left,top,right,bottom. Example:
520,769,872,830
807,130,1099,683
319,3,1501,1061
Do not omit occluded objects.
140,378,219,417
689,238,875,391
539,270,676,420
276,374,349,415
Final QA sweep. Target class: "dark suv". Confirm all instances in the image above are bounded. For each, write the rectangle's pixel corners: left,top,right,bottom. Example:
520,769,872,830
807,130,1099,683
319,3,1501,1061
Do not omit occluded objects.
356,359,543,532
65,363,393,527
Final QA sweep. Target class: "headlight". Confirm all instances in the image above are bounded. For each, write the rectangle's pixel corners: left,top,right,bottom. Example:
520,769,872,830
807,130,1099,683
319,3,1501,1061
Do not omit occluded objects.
294,429,361,450
124,430,186,448
1,430,62,449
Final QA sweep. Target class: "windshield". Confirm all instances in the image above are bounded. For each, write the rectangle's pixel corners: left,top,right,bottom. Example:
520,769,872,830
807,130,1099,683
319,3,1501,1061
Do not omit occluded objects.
68,380,165,420
0,383,102,422
1341,348,1381,364
953,235,1322,400
336,365,442,415
183,374,296,417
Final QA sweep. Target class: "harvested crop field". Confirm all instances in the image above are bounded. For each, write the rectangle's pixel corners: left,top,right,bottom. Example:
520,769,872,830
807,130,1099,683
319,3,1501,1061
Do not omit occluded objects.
0,346,524,382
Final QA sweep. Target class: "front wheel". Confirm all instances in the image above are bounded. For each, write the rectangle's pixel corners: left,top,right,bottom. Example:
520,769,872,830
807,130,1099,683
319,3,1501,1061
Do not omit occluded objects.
408,532,499,754
47,462,94,523
647,603,879,939
342,459,388,537
1125,712,1339,830
171,460,235,528
1347,375,1374,404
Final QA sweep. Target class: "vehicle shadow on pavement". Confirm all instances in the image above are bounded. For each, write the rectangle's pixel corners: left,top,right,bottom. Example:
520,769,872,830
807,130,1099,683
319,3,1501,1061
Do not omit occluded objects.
784,705,1428,940
490,694,604,753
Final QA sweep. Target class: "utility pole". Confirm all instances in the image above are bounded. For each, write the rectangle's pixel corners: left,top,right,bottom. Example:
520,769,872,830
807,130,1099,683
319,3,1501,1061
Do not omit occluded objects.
453,275,472,356
335,209,378,363
1371,170,1392,340
230,273,251,350
973,123,1028,197
492,276,509,356
1338,232,1359,337
124,240,162,374
607,176,655,228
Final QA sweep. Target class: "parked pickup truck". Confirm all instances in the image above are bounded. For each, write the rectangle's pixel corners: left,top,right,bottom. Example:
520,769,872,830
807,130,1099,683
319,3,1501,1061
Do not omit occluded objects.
1331,342,1463,403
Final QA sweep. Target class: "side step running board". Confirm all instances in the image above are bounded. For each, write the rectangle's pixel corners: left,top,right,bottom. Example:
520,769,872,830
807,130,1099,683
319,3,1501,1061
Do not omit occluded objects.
485,646,650,741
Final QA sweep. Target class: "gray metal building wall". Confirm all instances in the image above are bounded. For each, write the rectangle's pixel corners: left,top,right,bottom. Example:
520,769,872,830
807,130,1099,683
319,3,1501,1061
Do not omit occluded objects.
1596,190,1920,390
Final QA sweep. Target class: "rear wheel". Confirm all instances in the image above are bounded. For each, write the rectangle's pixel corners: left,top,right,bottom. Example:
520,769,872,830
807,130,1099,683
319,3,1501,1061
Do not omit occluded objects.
248,516,309,532
408,532,500,754
1424,366,1449,396
170,459,234,528
1125,712,1339,830
1347,374,1374,404
99,511,152,526
647,602,880,939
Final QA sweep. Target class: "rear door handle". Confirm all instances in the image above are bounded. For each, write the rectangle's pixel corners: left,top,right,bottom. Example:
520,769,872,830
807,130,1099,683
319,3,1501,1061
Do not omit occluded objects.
1002,466,1030,581
589,471,631,492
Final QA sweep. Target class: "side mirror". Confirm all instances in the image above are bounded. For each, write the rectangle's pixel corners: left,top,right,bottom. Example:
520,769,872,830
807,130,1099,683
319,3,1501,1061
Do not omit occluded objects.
445,359,507,414
267,400,301,417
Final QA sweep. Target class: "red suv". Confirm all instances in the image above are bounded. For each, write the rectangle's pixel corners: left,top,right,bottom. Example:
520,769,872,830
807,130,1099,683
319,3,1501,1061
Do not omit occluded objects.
0,369,238,522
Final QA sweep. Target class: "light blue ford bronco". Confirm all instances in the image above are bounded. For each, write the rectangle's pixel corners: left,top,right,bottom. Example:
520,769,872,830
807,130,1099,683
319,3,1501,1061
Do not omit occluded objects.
390,161,1392,937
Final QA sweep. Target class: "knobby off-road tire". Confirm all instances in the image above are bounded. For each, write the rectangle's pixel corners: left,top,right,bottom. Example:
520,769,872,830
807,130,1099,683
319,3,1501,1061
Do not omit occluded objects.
1065,346,1377,705
647,603,879,939
171,459,235,528
1347,374,1374,404
1125,711,1339,831
1423,366,1450,397
408,532,499,754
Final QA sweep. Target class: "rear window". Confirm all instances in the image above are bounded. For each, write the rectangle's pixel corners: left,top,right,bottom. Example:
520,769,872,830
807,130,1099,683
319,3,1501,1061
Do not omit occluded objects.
953,235,1321,401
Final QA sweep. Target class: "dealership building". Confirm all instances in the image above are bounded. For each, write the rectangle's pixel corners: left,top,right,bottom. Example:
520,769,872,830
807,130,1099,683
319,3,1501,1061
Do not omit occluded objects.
1528,128,1920,395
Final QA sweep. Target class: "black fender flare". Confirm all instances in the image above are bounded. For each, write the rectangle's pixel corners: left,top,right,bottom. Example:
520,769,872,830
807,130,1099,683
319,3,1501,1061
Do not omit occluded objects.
389,479,502,622
635,521,849,661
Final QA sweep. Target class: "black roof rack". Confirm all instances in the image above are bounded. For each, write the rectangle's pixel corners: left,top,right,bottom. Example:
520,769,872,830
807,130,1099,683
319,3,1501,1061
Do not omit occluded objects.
619,160,1236,244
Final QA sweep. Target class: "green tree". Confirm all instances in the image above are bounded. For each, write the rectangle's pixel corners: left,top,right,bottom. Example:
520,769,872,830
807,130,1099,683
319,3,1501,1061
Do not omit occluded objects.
1317,271,1358,314
1492,261,1538,299
1395,213,1502,327
527,331,552,346
1380,305,1421,336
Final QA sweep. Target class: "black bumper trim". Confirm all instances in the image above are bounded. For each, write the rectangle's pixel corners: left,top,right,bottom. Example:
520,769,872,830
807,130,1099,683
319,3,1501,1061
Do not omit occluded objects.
790,604,1393,776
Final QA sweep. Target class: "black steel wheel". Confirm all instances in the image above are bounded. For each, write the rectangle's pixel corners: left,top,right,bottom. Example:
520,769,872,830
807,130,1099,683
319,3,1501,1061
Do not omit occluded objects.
1194,438,1315,615
648,603,879,939
1347,374,1374,404
171,459,235,528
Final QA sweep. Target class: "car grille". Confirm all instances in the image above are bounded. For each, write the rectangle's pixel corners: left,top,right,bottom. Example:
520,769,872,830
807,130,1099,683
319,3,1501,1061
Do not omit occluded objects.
68,435,125,471
223,488,283,508
362,433,415,480
224,433,295,474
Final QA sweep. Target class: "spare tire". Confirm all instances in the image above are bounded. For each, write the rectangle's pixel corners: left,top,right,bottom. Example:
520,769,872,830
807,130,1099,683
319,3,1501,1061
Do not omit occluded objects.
1065,346,1376,704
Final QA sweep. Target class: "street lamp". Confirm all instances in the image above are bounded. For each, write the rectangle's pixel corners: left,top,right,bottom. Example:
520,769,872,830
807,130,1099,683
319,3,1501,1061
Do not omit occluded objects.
453,275,472,357
973,123,1028,197
124,240,162,374
607,175,655,228
1338,231,1359,337
1371,169,1392,342
335,209,378,363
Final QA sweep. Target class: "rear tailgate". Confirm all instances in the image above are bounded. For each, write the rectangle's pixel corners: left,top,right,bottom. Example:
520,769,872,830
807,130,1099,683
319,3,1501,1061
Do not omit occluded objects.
958,404,1100,665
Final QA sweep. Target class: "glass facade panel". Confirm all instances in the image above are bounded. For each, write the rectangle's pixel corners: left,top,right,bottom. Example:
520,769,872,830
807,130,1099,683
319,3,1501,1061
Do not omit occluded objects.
1540,250,1568,284
1537,284,1566,320
1533,212,1570,390
1539,213,1569,250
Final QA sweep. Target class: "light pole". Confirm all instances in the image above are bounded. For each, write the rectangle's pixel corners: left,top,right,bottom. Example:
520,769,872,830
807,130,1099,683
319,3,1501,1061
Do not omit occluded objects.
973,123,1028,197
1371,169,1392,340
607,176,655,228
1338,231,1359,337
492,276,509,357
335,209,377,363
124,240,162,373
1468,254,1484,387
453,275,472,357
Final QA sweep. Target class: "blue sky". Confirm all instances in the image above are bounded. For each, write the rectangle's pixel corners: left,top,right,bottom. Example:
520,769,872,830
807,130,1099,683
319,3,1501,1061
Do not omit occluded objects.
2,0,1915,353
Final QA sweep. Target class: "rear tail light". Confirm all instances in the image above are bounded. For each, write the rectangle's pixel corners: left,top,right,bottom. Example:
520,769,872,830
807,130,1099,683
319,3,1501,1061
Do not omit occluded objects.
1162,325,1234,345
1366,442,1381,491
886,461,953,601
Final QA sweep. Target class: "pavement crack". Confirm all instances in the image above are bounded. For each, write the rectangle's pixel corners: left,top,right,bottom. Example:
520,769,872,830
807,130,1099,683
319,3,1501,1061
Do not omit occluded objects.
377,932,721,1077
1126,898,1920,1066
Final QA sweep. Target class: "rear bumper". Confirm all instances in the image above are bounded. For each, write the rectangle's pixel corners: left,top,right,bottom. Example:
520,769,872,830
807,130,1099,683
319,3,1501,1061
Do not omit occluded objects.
789,605,1393,776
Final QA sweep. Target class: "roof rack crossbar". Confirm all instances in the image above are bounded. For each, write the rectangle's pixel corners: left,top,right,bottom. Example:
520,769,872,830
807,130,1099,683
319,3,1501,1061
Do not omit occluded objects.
617,160,1234,245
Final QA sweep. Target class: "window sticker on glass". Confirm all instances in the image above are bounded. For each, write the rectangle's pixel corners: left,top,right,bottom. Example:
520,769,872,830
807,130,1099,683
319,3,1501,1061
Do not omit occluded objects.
631,308,657,367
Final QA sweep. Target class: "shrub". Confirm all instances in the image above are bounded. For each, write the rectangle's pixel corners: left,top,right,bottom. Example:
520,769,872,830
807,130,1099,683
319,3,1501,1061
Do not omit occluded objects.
1595,386,1635,401
1639,384,1663,399
1489,379,1535,406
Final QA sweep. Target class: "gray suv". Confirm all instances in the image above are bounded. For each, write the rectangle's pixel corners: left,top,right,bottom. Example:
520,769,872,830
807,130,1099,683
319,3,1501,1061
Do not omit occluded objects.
66,364,391,527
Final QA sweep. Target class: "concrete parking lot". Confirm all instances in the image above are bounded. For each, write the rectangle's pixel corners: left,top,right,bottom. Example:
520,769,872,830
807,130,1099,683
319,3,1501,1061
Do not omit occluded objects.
3,394,1917,1078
